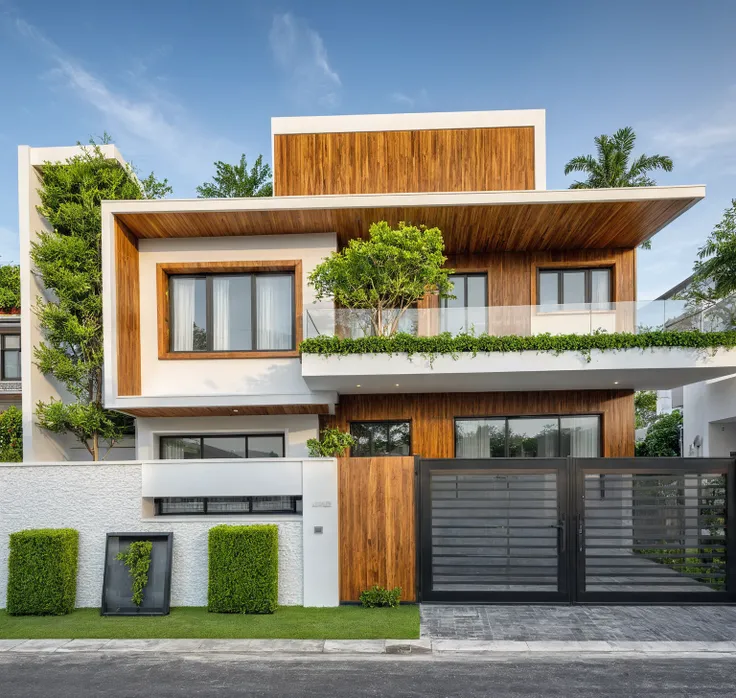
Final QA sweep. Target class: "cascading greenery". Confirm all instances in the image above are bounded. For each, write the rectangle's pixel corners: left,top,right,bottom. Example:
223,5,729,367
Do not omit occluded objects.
31,139,170,460
0,264,20,312
0,405,23,462
116,540,154,607
299,329,736,361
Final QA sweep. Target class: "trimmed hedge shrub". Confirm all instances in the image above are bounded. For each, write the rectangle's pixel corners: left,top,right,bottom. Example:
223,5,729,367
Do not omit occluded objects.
359,585,402,608
7,528,79,615
208,524,279,614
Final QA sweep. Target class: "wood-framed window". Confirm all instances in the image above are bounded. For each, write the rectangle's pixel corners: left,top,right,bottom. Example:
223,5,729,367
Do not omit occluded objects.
350,420,412,457
537,267,612,307
454,415,601,458
1,334,20,380
159,433,286,459
157,260,302,359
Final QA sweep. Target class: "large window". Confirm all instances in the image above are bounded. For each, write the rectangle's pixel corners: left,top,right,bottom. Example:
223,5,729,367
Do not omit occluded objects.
170,272,294,352
1,334,20,380
159,434,285,459
538,268,611,308
455,415,600,458
441,273,488,334
350,421,411,457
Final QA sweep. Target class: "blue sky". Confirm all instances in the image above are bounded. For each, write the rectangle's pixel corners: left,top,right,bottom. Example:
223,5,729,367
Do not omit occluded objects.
0,0,734,298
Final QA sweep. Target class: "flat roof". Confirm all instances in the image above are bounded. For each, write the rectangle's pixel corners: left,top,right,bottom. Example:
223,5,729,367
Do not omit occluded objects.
107,185,705,253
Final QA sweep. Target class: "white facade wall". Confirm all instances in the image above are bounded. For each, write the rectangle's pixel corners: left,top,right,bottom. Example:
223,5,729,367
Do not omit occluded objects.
683,374,736,457
135,414,319,460
134,233,336,402
0,459,339,608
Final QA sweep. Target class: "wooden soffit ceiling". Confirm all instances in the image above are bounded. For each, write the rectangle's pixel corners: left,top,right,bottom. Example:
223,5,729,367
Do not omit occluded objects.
113,189,703,253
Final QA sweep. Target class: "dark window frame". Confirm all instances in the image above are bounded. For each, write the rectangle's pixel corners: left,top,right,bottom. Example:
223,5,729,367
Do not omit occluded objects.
536,267,613,306
158,433,286,460
169,271,296,353
349,420,412,457
1,333,20,381
441,273,489,309
154,496,302,516
453,414,602,458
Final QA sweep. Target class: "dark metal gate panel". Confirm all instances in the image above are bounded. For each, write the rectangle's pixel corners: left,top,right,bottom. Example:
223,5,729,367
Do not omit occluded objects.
574,458,735,603
419,459,569,602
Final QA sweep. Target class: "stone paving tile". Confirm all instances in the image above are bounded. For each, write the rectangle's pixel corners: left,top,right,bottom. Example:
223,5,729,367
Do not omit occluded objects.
0,640,26,652
323,640,386,654
9,639,71,653
56,640,111,652
420,604,736,641
385,639,432,655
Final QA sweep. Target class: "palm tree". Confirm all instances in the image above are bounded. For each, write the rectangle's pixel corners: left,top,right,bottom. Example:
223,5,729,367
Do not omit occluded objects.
564,126,673,189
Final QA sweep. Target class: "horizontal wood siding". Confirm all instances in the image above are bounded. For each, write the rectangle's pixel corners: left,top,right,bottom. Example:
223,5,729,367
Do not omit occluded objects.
339,456,416,602
273,127,535,196
115,219,141,396
325,391,635,458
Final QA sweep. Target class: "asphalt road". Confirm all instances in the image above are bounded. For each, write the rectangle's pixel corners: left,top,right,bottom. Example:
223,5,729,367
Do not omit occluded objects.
2,654,736,697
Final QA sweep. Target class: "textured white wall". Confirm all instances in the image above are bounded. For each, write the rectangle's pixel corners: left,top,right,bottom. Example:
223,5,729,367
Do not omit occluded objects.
0,463,303,608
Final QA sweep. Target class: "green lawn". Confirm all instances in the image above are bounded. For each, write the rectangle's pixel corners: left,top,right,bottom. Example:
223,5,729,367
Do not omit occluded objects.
0,606,420,640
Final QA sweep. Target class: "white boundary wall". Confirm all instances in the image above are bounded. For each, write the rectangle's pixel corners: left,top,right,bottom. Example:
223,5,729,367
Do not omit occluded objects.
0,459,339,608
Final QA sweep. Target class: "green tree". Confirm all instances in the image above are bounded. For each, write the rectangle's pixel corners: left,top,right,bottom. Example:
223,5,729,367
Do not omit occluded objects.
32,140,170,460
634,390,658,429
0,264,20,312
636,410,682,457
691,199,736,299
0,406,22,462
309,221,454,336
196,154,273,198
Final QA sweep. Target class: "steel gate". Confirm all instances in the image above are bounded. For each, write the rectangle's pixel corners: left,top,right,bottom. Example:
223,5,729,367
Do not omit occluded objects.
418,457,736,603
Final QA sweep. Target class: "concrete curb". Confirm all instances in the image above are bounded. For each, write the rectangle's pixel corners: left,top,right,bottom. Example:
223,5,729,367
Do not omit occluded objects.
3,639,736,656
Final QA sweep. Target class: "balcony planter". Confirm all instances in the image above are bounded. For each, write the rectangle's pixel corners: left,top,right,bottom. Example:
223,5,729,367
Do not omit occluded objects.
100,532,173,616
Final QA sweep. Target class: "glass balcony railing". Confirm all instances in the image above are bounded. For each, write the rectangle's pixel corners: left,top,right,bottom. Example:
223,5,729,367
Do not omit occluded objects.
304,297,736,340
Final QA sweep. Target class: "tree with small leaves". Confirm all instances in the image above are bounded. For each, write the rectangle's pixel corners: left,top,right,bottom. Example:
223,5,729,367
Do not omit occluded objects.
691,199,736,300
0,264,20,312
196,154,273,198
32,139,171,460
634,390,658,429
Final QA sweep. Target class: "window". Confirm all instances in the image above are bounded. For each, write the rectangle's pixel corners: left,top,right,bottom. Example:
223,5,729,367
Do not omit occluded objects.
537,268,612,308
455,415,600,458
170,272,294,352
155,496,302,516
159,434,285,459
441,273,488,334
350,421,411,457
1,334,20,380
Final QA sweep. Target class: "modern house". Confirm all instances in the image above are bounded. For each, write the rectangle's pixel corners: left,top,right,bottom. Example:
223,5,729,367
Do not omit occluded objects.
5,110,734,610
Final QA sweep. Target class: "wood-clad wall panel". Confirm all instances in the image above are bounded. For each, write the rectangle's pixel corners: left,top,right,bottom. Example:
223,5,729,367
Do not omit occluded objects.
325,391,635,458
115,220,141,396
338,456,416,602
273,127,535,196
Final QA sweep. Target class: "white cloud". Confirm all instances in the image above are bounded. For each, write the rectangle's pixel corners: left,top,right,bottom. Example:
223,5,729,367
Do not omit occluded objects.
390,89,428,109
648,89,736,172
12,17,241,190
269,13,341,108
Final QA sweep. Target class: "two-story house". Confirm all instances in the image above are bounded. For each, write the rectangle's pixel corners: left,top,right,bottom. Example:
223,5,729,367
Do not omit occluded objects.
11,110,735,610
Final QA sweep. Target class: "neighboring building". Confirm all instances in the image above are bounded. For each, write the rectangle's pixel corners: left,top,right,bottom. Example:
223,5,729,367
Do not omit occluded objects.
0,313,21,411
7,110,734,608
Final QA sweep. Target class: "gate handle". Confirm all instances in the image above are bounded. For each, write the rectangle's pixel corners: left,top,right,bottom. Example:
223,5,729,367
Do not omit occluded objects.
556,514,566,553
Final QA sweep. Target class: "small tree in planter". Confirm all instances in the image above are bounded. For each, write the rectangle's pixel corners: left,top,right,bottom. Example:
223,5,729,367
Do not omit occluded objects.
309,221,454,336
307,427,355,457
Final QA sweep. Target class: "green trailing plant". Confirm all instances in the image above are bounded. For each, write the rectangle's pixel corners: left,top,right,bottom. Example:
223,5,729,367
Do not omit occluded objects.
116,540,153,607
208,524,279,614
634,390,658,429
196,154,273,197
0,405,23,462
0,264,20,312
7,528,79,615
636,409,682,457
299,329,736,361
309,221,454,336
307,427,356,457
31,138,170,460
359,585,402,608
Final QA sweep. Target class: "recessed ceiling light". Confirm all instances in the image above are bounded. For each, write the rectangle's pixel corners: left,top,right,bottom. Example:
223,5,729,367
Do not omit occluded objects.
356,384,361,388
613,381,619,385
395,383,400,387
232,409,239,413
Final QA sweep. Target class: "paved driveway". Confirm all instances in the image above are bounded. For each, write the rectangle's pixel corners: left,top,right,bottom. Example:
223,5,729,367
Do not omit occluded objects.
421,605,736,641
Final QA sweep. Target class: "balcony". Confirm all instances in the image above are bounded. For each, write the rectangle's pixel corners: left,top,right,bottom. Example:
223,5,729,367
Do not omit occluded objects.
301,299,736,393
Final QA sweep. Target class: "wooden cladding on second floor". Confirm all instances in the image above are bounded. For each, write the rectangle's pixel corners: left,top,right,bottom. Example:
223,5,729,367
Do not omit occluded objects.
273,127,536,196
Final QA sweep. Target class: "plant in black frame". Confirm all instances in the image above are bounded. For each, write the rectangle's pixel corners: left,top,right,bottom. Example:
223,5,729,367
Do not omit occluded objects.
116,540,153,606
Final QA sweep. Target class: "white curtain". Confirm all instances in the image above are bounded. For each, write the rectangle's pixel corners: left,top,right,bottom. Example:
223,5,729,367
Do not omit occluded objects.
171,278,195,351
212,277,231,351
257,276,292,350
161,438,185,459
563,416,600,457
